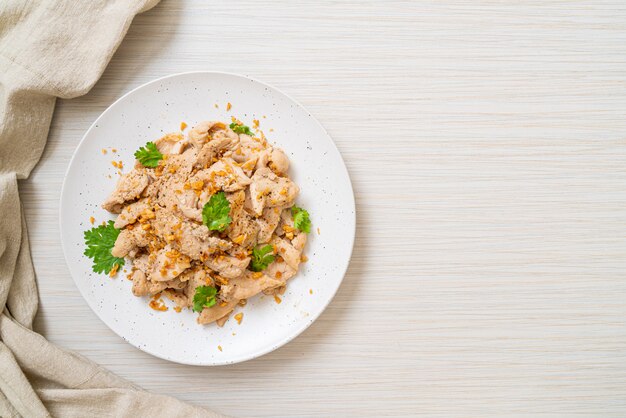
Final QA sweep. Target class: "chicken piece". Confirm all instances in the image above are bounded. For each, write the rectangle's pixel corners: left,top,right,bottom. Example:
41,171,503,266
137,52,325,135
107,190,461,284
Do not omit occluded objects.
231,133,267,163
111,227,149,258
154,132,187,155
114,199,152,229
226,191,259,248
175,189,202,223
249,167,299,216
190,157,251,193
264,232,306,284
256,206,283,244
268,148,289,174
228,212,259,249
265,259,297,284
152,209,232,260
188,121,221,147
276,207,301,237
143,151,198,211
263,284,287,296
270,235,304,271
132,254,151,273
204,254,250,279
239,155,259,177
177,266,204,283
215,314,231,327
187,121,237,148
197,299,239,325
255,147,290,175
148,246,191,282
159,147,198,178
220,271,283,301
194,135,237,169
292,231,307,252
102,170,149,213
131,269,150,296
162,289,190,308
131,269,186,296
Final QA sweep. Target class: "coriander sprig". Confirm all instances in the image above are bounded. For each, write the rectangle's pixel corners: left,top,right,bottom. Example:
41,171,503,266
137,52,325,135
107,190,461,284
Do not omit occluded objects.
250,244,275,272
193,285,217,312
202,192,232,232
291,206,311,233
84,220,125,274
134,141,163,167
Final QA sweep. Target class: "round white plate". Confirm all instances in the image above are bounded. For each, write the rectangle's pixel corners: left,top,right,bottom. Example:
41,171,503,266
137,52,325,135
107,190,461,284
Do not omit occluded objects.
60,72,355,365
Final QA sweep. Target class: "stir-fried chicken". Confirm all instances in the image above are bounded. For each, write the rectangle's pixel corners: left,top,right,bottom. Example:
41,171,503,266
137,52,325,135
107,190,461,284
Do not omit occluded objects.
102,120,308,326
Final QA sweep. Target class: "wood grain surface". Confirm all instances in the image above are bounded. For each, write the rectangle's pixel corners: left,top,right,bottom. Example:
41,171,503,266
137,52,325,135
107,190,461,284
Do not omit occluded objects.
19,1,626,416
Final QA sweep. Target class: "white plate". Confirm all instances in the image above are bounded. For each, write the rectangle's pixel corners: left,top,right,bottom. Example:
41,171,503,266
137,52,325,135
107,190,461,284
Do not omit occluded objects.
59,72,355,365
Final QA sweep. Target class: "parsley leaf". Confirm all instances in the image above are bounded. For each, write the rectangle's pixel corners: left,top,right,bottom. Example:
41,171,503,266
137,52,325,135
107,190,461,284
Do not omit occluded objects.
192,285,217,312
229,122,254,136
291,206,311,233
134,141,163,167
250,244,275,272
202,192,232,231
84,221,125,274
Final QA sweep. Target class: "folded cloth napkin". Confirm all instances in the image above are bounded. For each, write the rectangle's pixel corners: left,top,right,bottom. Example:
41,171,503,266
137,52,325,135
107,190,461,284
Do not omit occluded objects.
0,1,226,416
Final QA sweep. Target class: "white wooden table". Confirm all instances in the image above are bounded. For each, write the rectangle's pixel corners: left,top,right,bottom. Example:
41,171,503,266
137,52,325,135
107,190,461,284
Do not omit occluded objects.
20,1,626,416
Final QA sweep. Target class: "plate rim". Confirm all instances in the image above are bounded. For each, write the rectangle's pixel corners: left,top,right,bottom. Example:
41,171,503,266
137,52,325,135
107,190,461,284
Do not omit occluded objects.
59,71,356,366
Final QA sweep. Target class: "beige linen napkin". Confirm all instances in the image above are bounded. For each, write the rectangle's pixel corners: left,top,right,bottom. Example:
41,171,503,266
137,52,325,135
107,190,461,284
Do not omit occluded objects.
0,1,225,417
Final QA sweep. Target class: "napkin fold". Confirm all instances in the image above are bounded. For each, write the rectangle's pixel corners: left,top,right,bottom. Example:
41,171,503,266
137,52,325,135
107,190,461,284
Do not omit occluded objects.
0,1,225,416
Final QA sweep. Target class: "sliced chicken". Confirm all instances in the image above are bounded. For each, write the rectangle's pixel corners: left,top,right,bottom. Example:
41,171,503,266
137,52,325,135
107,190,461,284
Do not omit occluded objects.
268,148,290,174
187,121,238,150
265,259,297,284
256,206,283,244
215,314,231,327
190,157,251,193
152,209,232,260
194,135,237,169
292,232,307,252
131,269,186,297
264,232,307,283
204,254,250,279
154,132,187,155
226,191,259,248
220,271,283,301
175,189,202,223
102,170,149,213
197,299,239,325
256,147,290,175
162,289,190,308
114,199,152,229
270,235,305,271
249,167,298,215
231,133,267,163
111,227,149,258
160,147,198,178
148,246,191,282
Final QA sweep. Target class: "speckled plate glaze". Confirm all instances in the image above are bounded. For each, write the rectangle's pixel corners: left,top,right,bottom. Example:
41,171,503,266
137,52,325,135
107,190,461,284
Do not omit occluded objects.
59,72,355,365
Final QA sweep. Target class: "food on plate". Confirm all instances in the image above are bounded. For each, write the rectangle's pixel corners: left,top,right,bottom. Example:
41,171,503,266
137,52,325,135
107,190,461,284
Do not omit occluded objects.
83,119,310,326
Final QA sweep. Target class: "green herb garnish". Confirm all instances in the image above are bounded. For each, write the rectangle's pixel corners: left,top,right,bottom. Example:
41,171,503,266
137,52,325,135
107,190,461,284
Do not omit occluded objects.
229,122,254,136
202,192,232,231
291,206,311,233
250,244,275,272
134,141,163,167
193,285,217,312
84,220,125,274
